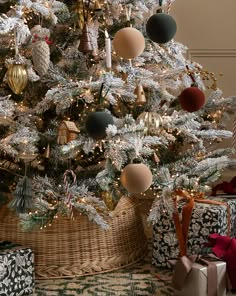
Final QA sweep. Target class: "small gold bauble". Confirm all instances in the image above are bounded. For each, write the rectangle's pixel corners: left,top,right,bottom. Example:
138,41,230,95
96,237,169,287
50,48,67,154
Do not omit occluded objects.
137,112,161,135
6,64,28,95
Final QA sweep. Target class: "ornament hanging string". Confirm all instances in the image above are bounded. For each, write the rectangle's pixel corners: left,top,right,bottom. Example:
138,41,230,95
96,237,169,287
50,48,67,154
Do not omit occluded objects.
167,0,172,14
99,82,104,105
99,83,109,105
14,27,19,59
125,5,132,26
63,169,77,219
186,65,197,86
82,0,92,22
14,1,24,60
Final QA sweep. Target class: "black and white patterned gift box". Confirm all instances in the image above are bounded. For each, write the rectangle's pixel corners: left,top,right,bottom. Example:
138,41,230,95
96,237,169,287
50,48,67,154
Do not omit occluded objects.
0,242,34,295
152,198,236,267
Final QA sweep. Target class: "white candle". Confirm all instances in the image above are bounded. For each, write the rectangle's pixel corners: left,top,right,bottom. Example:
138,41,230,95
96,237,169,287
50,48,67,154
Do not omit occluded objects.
105,30,112,69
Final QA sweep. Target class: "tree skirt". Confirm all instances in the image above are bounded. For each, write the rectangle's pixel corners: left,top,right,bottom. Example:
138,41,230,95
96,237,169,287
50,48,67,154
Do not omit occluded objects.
35,251,173,296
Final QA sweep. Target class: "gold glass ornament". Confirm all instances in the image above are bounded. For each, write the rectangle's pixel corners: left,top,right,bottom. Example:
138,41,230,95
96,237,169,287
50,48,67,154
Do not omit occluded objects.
6,64,28,95
134,85,146,106
137,112,161,135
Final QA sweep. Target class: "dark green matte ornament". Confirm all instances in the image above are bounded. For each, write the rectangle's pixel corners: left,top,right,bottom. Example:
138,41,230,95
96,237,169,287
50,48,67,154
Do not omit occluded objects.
146,12,177,44
85,111,114,140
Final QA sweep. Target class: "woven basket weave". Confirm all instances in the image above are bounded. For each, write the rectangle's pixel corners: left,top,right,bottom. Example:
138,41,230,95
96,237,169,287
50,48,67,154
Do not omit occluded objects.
0,196,148,279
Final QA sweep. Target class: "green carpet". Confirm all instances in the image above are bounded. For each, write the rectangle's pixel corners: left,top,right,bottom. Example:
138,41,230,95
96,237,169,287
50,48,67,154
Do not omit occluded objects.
34,252,173,296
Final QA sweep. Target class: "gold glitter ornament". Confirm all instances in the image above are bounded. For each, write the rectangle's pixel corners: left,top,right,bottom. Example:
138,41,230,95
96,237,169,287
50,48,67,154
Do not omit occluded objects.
137,112,161,135
6,64,28,95
101,190,120,210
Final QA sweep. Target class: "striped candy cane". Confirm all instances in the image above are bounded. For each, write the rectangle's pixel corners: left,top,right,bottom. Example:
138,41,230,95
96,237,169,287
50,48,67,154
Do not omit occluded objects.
233,118,236,148
63,169,76,219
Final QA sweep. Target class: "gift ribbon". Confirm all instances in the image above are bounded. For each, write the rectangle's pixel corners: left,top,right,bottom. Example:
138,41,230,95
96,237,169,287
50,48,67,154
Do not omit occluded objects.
198,256,218,296
63,169,76,219
171,254,218,296
172,189,231,257
172,189,230,296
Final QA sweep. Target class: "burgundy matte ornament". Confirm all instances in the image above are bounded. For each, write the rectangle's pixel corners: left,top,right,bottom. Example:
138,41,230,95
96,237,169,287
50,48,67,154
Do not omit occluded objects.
179,87,205,112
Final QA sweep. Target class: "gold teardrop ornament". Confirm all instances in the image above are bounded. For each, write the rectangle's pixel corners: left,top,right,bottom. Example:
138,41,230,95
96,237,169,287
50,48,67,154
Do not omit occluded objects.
6,64,28,95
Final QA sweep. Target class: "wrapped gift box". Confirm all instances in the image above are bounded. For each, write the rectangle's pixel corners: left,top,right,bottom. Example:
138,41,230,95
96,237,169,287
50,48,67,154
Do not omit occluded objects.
174,260,226,296
0,242,35,295
152,198,236,267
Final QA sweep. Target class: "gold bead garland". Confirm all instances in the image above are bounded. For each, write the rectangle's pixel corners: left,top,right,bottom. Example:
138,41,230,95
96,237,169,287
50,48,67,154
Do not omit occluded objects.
185,66,221,91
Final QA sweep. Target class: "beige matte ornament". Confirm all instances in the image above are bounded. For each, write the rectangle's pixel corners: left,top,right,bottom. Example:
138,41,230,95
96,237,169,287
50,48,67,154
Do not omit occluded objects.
120,163,153,193
137,111,161,135
113,27,145,59
6,64,28,95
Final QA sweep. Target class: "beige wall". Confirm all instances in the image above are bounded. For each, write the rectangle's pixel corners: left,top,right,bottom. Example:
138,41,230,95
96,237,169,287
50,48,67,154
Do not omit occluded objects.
171,0,236,97
171,0,236,180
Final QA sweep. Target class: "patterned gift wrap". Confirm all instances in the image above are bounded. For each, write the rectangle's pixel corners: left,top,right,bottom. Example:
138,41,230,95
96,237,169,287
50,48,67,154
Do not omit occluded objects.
0,242,35,295
152,198,236,267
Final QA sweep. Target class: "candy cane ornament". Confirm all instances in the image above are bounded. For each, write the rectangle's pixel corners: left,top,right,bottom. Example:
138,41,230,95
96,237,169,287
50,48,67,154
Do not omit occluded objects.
63,169,77,219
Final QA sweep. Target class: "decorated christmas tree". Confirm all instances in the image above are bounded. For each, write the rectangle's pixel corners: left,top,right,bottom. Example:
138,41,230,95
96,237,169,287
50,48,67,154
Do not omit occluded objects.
0,0,235,231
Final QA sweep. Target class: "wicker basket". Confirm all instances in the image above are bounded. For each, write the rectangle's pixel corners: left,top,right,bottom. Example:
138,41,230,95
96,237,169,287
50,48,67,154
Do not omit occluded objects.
0,196,148,279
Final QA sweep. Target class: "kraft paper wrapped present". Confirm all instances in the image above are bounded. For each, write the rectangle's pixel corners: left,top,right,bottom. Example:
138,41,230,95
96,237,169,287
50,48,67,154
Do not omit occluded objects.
0,241,35,295
174,260,226,296
152,197,236,267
